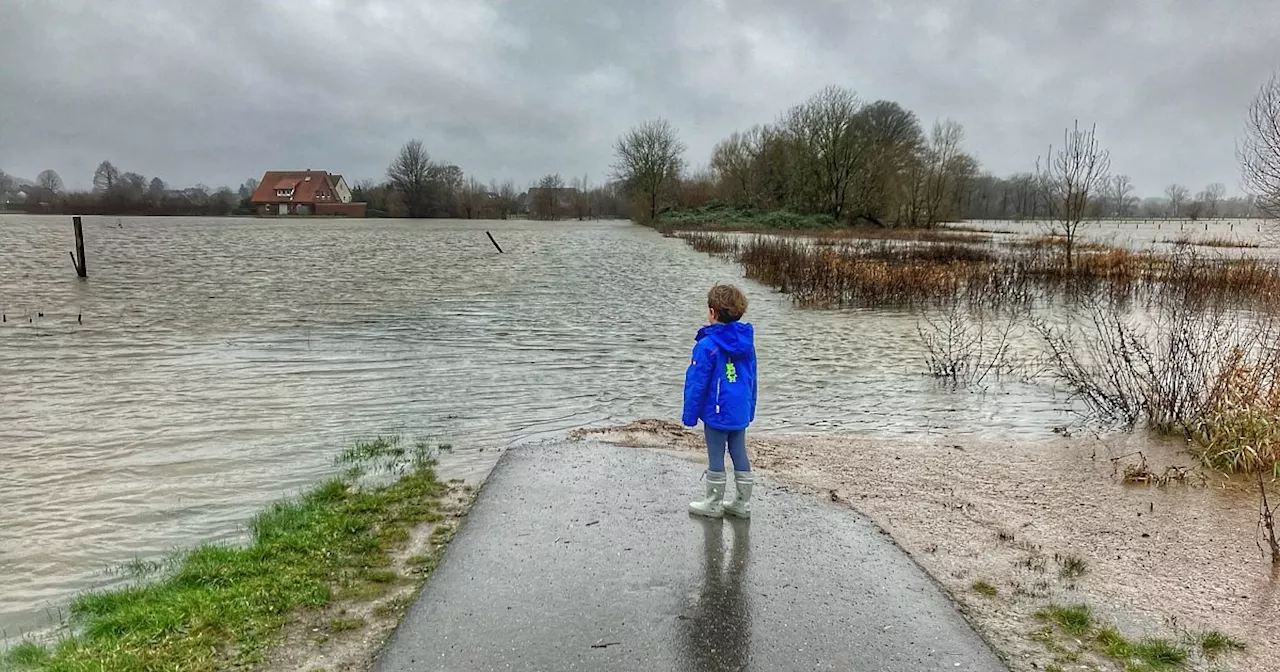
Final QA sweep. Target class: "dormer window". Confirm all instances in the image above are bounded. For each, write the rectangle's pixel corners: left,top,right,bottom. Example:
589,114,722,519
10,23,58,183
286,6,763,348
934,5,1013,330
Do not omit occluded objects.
276,188,294,198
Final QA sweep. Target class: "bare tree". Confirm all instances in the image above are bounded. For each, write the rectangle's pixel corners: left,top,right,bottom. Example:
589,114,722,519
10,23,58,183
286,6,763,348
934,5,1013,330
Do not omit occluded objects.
1108,175,1135,217
921,120,973,228
458,177,485,219
1165,184,1190,217
490,180,516,219
851,100,924,226
1037,121,1111,267
119,172,147,201
387,140,436,218
93,160,120,193
531,173,565,220
1200,182,1226,218
238,177,260,200
1240,73,1280,221
571,174,591,220
0,169,13,200
781,86,865,221
1186,198,1205,221
37,169,63,192
612,118,686,223
710,127,760,205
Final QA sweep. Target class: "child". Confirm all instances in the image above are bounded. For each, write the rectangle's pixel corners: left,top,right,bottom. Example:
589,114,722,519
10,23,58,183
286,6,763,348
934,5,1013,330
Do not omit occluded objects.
682,284,758,518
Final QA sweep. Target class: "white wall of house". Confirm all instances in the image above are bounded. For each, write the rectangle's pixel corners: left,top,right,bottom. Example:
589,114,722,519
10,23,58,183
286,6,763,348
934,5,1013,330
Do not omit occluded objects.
332,177,352,203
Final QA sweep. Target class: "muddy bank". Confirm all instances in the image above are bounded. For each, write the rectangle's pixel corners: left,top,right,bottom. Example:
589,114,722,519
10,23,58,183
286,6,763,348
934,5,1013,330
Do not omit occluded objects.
260,486,475,672
574,420,1278,672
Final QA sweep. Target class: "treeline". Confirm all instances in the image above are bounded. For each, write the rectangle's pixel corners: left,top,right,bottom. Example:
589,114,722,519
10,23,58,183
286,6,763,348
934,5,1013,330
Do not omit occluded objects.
959,174,1259,221
361,139,631,220
1,147,636,221
610,85,1262,228
0,161,259,216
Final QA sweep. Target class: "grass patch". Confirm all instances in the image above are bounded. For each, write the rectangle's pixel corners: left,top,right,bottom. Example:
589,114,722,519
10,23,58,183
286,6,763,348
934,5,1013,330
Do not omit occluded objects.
1197,630,1245,658
5,437,454,671
1131,638,1188,668
1097,626,1134,658
971,581,998,597
1036,604,1094,636
1167,235,1259,249
1035,612,1193,671
4,642,49,668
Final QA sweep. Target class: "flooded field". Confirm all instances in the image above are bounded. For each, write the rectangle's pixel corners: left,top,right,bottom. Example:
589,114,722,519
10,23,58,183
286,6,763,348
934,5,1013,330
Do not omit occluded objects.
0,215,1080,639
959,217,1278,257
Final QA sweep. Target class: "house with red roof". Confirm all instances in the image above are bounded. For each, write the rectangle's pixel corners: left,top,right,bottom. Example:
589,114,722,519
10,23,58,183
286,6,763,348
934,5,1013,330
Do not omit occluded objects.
249,170,366,216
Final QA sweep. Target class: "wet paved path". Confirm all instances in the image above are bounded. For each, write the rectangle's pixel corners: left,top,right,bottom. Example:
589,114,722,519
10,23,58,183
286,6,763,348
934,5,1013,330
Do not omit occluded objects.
376,441,1008,671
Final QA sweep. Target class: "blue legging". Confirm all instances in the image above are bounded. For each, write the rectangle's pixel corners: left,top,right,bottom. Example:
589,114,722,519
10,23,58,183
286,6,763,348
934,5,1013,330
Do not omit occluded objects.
704,426,750,473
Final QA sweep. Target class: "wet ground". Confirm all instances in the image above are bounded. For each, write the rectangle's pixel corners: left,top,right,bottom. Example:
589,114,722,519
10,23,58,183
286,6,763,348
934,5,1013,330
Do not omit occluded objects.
580,420,1276,672
375,440,1007,672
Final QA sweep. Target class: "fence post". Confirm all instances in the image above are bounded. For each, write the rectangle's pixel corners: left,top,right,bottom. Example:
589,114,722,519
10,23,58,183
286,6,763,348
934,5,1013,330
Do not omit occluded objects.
70,216,87,278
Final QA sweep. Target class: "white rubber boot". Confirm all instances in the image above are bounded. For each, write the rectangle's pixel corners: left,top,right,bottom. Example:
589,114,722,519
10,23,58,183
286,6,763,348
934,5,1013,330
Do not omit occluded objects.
689,471,727,518
723,471,754,518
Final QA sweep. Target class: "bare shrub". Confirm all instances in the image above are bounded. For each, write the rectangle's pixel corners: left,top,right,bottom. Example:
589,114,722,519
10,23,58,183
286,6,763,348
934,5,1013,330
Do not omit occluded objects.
917,298,1020,388
1034,297,1256,431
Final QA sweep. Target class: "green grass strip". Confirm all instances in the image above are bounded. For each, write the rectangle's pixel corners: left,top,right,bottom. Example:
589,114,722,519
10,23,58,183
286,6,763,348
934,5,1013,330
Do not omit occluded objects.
4,437,450,671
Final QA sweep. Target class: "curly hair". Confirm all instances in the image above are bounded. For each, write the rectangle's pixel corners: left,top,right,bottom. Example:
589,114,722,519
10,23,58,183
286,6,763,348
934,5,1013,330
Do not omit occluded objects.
707,284,748,323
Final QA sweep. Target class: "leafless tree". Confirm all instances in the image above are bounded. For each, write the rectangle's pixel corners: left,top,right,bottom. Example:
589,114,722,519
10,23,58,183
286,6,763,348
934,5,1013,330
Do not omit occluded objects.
1165,184,1190,218
459,177,485,219
1037,121,1111,267
387,140,435,218
851,100,924,226
571,174,591,220
1108,174,1135,217
0,169,13,199
921,120,974,228
37,169,63,192
612,118,686,223
781,86,865,221
531,173,564,220
93,160,120,193
490,180,516,219
709,127,760,205
1239,73,1280,221
1199,182,1226,218
117,172,147,201
238,177,259,200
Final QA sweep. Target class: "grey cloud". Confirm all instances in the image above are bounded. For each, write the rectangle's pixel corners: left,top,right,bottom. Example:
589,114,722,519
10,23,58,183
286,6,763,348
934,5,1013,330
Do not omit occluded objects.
1,0,1276,195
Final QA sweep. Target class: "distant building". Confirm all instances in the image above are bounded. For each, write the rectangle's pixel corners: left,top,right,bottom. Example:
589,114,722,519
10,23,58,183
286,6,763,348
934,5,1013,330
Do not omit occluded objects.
524,186,579,219
249,170,366,217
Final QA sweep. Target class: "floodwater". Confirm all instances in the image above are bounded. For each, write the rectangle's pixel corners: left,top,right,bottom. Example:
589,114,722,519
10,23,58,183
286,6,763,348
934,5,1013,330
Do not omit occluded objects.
2,215,1071,638
961,217,1280,258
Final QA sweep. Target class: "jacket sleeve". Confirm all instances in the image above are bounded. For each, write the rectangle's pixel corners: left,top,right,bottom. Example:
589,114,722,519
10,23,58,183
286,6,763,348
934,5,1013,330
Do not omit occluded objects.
682,342,713,427
749,351,758,423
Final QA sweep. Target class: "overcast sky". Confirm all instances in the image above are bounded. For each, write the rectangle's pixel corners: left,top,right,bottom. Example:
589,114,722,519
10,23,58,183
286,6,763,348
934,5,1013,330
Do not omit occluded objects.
1,0,1277,196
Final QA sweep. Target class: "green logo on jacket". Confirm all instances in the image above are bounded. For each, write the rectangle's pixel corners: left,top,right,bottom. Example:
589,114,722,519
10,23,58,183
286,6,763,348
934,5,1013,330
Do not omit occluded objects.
725,361,738,383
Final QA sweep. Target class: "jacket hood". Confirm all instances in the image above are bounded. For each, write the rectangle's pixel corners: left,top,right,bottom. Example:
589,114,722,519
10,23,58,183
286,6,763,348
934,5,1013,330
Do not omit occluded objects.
695,321,755,358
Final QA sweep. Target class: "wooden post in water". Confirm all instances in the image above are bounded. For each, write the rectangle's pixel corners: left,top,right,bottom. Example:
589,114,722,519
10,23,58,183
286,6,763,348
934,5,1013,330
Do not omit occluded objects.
486,231,504,253
70,216,87,278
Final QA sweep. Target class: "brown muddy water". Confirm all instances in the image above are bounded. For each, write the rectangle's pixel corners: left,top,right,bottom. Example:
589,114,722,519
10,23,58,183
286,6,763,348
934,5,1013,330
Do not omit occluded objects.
0,214,1096,640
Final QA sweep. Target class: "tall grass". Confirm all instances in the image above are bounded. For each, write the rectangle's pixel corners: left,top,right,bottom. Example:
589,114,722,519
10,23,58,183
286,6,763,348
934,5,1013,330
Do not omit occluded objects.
680,232,1280,312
